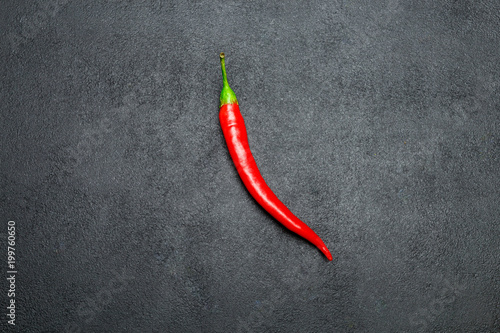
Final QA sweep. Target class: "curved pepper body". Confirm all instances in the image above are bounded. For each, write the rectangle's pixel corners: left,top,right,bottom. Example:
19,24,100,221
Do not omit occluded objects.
219,103,333,261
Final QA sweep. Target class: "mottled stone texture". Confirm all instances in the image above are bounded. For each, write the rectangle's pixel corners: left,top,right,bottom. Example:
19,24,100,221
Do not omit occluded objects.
1,0,499,332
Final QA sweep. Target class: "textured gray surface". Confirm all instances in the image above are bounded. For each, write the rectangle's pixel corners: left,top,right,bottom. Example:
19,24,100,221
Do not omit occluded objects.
1,0,500,332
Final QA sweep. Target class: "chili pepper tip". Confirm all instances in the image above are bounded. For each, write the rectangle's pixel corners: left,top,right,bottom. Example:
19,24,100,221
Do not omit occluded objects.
323,247,333,261
220,52,225,59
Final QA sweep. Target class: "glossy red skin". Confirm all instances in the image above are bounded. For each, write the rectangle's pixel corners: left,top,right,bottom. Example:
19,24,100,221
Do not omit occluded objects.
219,103,333,261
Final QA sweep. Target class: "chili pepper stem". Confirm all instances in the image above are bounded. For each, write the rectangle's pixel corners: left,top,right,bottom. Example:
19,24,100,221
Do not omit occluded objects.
219,52,238,107
220,53,228,86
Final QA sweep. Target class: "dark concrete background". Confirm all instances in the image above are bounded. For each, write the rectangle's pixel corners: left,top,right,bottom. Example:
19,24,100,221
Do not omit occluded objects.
1,0,499,332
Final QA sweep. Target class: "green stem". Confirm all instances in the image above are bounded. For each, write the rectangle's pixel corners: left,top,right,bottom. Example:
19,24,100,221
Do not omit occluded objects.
220,53,229,86
219,52,238,107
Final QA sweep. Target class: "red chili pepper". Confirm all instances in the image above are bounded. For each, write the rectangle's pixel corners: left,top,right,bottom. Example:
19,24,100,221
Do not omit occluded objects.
218,53,332,261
